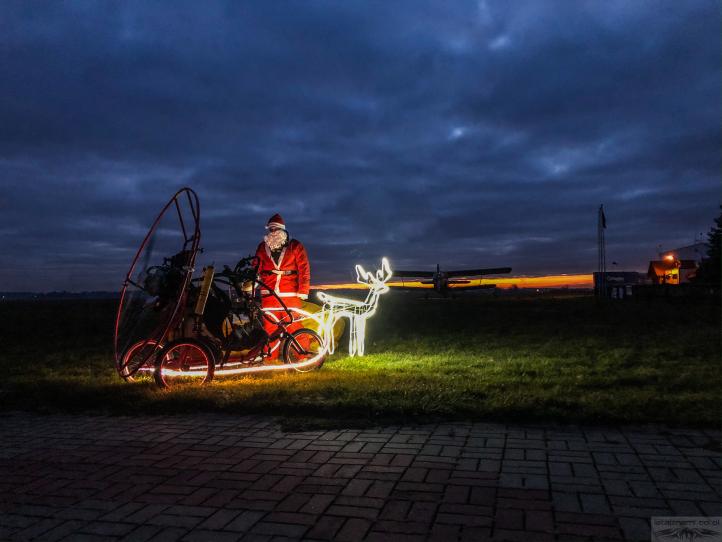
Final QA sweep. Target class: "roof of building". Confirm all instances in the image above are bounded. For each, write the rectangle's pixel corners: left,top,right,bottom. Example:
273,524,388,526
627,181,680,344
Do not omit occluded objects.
660,242,708,259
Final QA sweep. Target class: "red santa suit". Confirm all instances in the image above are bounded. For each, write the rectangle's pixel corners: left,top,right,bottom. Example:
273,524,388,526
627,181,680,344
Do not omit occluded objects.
255,214,310,358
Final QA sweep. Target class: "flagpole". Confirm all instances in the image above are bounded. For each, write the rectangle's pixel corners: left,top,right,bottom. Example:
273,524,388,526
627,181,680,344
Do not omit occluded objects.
597,204,606,298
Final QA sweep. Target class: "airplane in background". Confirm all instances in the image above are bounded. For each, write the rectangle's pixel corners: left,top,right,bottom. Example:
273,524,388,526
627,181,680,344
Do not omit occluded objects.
392,264,512,297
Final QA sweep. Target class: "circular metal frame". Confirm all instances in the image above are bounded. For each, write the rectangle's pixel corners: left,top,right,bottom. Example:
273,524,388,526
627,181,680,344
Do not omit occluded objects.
114,187,201,378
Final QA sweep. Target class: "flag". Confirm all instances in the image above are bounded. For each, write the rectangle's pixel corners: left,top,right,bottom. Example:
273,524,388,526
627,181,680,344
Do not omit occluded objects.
599,205,606,229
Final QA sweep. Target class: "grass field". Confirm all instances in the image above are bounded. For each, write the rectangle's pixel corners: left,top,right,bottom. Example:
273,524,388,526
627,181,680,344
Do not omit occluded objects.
0,292,719,428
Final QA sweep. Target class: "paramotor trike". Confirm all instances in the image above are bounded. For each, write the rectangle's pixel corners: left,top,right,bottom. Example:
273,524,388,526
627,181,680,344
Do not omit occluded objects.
114,188,327,388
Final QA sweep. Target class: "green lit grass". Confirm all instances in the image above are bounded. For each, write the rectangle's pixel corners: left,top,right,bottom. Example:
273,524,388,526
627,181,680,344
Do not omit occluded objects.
0,293,719,427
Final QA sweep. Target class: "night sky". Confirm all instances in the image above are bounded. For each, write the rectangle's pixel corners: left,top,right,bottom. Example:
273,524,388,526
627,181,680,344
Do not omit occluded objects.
1,1,719,291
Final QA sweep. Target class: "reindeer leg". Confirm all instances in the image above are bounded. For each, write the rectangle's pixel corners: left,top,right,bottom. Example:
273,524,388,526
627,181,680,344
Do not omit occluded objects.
348,317,356,357
356,317,366,356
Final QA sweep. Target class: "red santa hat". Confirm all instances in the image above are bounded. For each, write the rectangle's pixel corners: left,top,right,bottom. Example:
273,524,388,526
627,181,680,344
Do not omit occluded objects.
265,213,286,230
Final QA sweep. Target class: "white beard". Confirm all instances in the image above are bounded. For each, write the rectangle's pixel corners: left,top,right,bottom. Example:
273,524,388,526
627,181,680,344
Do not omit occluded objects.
264,230,288,251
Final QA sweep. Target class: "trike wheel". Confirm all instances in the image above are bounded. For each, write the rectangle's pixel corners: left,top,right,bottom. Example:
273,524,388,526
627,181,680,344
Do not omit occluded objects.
154,339,215,388
282,328,325,372
119,340,158,382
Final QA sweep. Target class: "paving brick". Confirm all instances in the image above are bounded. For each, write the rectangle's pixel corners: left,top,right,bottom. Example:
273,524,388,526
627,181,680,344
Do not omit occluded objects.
619,517,650,541
469,486,496,505
429,523,461,541
366,480,395,499
667,499,703,516
147,527,188,541
407,501,437,523
492,528,551,541
335,495,385,509
81,520,138,536
557,521,622,539
612,504,673,518
199,509,241,530
264,511,317,525
436,512,491,527
200,489,239,507
119,524,160,542
526,510,554,533
494,508,523,530
299,494,334,515
164,505,217,518
225,510,265,532
580,492,610,514
148,513,203,529
306,515,345,540
0,513,40,529
379,500,411,521
181,528,241,541
551,492,581,514
335,517,372,542
12,517,64,539
250,520,308,537
401,467,427,482
700,501,722,516
327,504,379,520
372,520,429,534
443,484,469,503
126,504,170,524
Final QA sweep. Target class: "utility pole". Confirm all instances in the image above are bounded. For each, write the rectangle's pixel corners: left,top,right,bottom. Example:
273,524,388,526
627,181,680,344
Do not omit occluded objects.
597,204,607,298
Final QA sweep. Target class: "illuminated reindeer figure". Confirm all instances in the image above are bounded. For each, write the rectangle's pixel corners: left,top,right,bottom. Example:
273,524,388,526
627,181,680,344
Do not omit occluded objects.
317,258,392,356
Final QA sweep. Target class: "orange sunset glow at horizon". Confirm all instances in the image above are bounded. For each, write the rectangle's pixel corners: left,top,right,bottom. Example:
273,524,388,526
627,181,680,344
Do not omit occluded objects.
312,273,594,291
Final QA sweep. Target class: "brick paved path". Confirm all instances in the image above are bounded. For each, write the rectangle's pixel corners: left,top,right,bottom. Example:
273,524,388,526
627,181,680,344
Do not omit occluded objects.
0,414,719,541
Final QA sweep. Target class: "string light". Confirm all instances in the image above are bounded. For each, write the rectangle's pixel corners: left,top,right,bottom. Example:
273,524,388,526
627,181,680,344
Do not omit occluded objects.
156,349,326,377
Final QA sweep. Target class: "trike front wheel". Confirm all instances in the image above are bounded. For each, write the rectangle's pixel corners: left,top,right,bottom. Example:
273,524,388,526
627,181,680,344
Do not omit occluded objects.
282,328,325,372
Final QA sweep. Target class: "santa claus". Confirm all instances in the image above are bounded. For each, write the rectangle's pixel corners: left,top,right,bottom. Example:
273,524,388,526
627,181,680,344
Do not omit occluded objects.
254,214,310,358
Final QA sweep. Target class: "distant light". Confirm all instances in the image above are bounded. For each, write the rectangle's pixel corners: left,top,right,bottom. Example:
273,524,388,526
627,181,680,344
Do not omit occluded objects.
664,255,674,261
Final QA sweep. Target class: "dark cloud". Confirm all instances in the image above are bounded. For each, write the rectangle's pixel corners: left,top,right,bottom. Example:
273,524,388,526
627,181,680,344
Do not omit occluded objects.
0,0,718,290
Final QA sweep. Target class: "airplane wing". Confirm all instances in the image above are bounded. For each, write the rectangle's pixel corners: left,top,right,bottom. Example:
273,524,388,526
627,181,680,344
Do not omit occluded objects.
446,267,512,278
387,280,434,290
393,270,436,278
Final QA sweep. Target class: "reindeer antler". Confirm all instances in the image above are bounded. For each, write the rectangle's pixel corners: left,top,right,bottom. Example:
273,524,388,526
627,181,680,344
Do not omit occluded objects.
376,257,392,283
355,264,372,285
356,258,393,288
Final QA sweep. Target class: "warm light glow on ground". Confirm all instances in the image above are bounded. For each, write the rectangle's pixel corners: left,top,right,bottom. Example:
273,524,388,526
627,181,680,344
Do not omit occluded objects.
313,274,594,291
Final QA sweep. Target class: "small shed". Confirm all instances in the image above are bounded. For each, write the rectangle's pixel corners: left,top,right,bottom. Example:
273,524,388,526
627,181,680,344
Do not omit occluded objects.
593,271,645,299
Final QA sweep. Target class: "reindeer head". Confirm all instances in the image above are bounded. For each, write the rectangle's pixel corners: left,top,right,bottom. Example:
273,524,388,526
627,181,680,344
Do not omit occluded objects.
355,257,393,294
